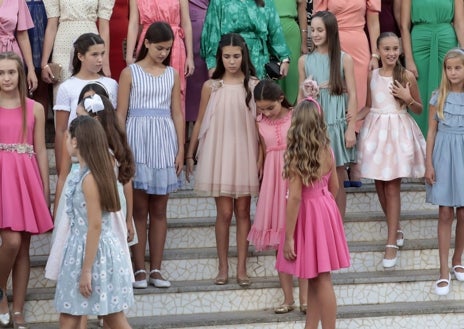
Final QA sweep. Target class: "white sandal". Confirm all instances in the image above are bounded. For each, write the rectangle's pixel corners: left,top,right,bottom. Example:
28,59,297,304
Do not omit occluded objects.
132,269,147,289
382,244,399,268
149,269,171,288
396,230,404,247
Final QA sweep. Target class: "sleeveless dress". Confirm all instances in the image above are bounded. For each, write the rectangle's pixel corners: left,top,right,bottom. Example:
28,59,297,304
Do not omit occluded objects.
426,92,464,207
195,80,259,197
357,69,426,181
409,0,458,135
0,98,53,234
126,64,179,195
54,167,134,315
247,110,291,251
304,51,356,166
275,161,350,279
26,0,47,69
109,0,129,79
136,0,187,115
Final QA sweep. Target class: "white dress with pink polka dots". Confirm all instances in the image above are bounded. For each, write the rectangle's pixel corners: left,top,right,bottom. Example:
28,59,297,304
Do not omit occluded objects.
357,69,426,181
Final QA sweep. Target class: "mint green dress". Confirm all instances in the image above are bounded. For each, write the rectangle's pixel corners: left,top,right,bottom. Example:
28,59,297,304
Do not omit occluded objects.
274,0,301,104
200,0,290,79
410,0,458,135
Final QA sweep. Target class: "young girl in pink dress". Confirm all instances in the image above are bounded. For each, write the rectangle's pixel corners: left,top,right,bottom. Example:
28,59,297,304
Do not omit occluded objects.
276,98,350,329
0,52,53,329
357,32,425,268
186,33,259,287
247,79,307,314
126,0,194,115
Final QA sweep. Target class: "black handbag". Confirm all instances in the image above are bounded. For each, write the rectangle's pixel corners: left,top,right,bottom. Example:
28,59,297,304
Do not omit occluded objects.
265,59,282,80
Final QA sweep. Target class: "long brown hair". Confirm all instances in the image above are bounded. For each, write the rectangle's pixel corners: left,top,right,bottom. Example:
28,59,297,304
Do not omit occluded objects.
0,52,28,141
69,116,121,211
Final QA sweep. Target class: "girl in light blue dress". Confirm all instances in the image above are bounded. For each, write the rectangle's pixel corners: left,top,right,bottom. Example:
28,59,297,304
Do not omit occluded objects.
54,116,133,328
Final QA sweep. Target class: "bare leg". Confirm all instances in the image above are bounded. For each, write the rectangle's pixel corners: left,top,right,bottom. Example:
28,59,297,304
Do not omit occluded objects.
383,179,401,260
335,166,347,218
306,273,336,329
11,233,31,326
298,278,308,309
438,206,454,282
59,313,82,329
103,311,132,329
130,190,149,281
214,197,234,280
452,208,464,271
234,196,251,279
0,230,22,315
278,271,294,305
374,180,387,215
148,194,169,281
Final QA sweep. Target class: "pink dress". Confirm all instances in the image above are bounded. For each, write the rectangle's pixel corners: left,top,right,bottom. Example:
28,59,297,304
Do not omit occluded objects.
315,0,381,129
247,111,291,251
195,80,259,197
357,69,426,180
136,0,187,115
0,99,53,234
0,0,34,59
275,165,350,279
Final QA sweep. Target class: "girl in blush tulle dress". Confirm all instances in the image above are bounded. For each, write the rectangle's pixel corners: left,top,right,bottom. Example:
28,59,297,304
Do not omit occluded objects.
247,80,307,314
357,33,425,269
276,98,350,329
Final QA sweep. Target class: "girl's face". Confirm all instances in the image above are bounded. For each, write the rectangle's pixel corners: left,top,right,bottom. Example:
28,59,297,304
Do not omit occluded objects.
65,131,78,157
256,97,284,119
146,40,173,64
76,90,96,116
311,17,327,47
0,59,19,92
445,56,464,86
378,36,400,67
78,44,105,74
221,45,243,74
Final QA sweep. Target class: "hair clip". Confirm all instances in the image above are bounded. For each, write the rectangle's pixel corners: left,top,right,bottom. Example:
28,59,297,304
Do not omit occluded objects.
83,94,105,113
303,96,322,114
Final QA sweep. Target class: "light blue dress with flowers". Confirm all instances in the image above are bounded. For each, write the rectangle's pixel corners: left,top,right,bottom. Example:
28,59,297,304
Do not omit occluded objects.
54,167,134,315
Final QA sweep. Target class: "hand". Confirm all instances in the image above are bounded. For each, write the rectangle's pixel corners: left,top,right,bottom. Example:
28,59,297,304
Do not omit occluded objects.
126,218,135,242
41,65,55,84
283,238,296,261
184,57,195,77
424,165,435,185
344,127,356,149
185,158,195,183
175,151,184,176
279,62,289,77
27,69,38,92
368,57,379,71
79,270,92,298
390,80,412,104
405,59,419,79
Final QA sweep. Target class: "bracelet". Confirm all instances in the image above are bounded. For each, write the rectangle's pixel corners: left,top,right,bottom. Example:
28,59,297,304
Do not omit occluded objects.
41,64,49,70
301,29,307,32
407,99,415,107
371,53,380,60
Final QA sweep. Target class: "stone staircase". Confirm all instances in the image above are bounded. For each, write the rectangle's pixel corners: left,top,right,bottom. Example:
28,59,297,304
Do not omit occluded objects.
9,148,464,328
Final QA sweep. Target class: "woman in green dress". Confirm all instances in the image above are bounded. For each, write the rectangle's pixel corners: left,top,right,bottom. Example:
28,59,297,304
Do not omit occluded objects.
401,0,464,135
275,0,308,104
201,0,291,79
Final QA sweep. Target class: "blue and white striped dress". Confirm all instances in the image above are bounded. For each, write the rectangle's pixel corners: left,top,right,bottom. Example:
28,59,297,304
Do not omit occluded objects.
126,64,179,195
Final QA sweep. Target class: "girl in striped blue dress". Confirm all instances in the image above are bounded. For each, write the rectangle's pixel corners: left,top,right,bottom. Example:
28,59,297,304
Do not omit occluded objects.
117,22,184,289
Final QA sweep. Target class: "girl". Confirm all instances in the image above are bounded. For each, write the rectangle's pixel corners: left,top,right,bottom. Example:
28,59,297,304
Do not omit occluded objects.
297,10,357,218
276,98,350,329
53,33,118,174
0,52,53,329
55,115,133,329
357,32,426,268
117,22,184,289
425,48,464,296
186,33,259,287
247,80,307,313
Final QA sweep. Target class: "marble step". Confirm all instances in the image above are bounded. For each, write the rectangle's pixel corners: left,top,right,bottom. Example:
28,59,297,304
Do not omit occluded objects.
30,209,443,257
12,269,464,324
30,300,464,329
17,238,454,289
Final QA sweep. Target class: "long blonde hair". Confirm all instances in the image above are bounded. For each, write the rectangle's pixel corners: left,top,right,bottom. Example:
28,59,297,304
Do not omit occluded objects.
0,52,28,141
283,98,330,185
436,48,464,119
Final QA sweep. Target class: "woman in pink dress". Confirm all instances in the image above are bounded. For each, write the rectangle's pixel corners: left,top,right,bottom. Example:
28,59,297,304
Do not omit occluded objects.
0,0,38,92
126,0,194,116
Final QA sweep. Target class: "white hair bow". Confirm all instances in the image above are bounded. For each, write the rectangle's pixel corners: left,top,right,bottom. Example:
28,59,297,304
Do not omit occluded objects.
83,94,105,114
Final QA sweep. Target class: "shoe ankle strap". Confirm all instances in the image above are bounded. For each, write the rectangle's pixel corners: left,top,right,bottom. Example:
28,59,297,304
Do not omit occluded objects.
134,269,147,276
150,269,161,275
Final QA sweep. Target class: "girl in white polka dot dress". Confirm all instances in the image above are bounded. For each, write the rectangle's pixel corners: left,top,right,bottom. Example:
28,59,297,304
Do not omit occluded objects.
357,32,426,269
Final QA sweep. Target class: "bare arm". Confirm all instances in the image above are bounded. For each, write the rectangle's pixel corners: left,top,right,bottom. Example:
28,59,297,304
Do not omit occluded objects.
283,174,302,261
393,0,401,31
125,0,139,64
453,0,464,47
343,54,357,148
400,0,418,78
116,67,132,130
390,70,423,114
357,71,373,121
171,70,185,175
98,18,111,76
41,17,59,83
424,104,438,185
180,0,194,76
53,137,72,216
296,54,307,102
33,102,50,206
54,110,70,175
123,181,134,242
297,0,308,54
16,30,38,91
366,11,380,70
